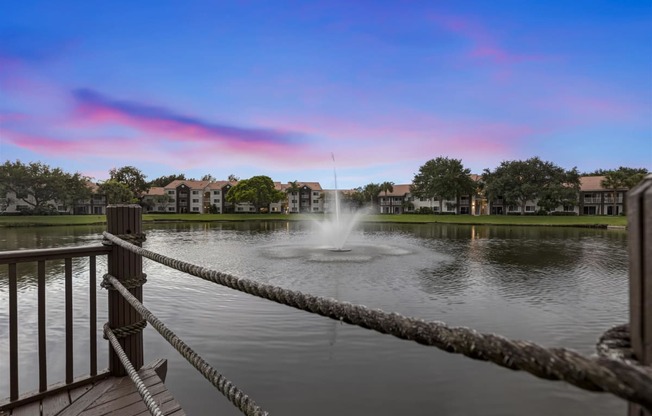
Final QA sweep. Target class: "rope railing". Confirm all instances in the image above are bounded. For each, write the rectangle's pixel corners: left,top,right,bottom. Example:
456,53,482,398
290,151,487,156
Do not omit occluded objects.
102,273,269,416
102,231,652,412
103,323,164,416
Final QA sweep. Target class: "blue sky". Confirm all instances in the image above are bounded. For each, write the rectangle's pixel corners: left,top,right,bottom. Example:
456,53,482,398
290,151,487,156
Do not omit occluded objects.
0,0,650,188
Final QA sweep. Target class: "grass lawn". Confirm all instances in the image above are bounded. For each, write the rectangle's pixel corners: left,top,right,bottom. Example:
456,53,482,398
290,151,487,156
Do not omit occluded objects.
0,213,628,227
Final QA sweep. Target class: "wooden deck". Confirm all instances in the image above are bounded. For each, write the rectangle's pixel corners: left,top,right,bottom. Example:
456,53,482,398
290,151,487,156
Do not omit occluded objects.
1,361,185,416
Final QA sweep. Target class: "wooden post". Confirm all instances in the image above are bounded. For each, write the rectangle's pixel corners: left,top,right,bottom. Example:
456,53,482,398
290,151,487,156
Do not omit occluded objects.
106,204,144,376
627,174,652,416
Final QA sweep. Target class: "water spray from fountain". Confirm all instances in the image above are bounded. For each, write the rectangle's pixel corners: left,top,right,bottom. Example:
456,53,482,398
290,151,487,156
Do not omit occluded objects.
317,153,364,252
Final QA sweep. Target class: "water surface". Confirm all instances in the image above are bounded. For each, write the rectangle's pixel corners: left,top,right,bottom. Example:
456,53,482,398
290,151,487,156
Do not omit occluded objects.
0,222,628,415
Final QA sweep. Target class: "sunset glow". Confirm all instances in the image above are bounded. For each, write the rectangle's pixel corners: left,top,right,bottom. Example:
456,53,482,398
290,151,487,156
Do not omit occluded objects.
1,1,650,188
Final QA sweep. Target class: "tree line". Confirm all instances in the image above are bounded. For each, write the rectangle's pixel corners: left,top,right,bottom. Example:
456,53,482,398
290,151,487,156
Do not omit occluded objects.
0,158,648,215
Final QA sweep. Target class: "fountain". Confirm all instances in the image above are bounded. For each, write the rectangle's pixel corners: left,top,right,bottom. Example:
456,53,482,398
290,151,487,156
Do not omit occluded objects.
261,154,414,262
316,154,361,252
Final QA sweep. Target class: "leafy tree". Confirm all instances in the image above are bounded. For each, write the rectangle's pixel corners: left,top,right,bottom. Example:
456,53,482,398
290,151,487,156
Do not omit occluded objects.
148,174,186,187
201,174,216,182
60,174,93,212
226,175,285,212
344,188,366,208
483,157,580,214
411,157,475,213
0,160,90,214
616,167,648,188
99,180,136,204
537,168,581,213
109,166,149,198
228,174,240,182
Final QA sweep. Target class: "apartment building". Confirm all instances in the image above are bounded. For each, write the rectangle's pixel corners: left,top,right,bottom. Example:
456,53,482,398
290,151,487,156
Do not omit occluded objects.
579,176,626,215
140,180,325,214
0,174,633,216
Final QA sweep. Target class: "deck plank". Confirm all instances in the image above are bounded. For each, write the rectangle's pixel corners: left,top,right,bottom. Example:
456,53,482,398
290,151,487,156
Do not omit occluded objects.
9,400,40,416
41,390,71,416
58,379,115,416
80,383,168,416
6,362,185,416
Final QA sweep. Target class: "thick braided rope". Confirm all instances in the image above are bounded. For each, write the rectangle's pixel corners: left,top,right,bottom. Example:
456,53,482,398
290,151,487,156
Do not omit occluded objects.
102,232,147,246
103,323,164,416
103,319,148,339
104,273,268,416
103,231,652,410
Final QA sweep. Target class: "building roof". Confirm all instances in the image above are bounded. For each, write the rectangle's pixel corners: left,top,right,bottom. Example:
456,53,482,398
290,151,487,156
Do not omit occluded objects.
297,182,323,191
380,184,411,197
164,180,212,189
580,176,628,192
206,181,235,190
144,187,165,196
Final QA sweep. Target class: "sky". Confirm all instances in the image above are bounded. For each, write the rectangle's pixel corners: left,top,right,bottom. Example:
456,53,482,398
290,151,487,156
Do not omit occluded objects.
0,0,651,189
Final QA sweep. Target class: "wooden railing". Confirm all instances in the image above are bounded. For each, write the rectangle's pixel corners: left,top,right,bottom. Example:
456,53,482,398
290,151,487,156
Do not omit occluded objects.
0,245,111,408
0,205,146,412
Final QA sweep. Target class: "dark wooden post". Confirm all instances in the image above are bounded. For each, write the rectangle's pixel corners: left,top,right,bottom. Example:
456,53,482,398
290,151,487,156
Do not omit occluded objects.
106,204,144,376
627,174,652,416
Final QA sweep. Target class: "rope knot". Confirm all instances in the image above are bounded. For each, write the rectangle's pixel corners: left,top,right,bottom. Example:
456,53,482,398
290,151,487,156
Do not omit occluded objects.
103,319,148,339
596,323,636,363
101,273,147,290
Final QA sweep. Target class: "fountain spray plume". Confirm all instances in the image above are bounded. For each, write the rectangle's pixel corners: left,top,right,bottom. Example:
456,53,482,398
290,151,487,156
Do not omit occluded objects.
320,153,360,252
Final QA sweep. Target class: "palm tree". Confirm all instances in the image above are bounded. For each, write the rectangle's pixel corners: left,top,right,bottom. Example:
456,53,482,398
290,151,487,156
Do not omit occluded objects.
362,183,381,211
601,171,626,216
379,181,394,214
286,180,301,213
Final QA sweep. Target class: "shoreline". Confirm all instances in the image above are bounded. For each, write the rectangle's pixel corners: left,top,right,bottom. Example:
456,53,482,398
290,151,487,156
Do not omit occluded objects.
0,213,628,229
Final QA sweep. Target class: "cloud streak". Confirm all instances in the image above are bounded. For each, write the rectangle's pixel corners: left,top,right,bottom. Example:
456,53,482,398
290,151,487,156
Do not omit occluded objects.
72,89,307,148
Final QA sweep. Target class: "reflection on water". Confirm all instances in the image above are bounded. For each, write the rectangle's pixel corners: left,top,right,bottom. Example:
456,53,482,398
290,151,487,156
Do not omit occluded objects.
0,222,628,415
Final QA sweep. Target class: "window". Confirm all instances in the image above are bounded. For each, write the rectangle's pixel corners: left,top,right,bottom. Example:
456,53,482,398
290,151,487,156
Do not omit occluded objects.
563,205,574,212
460,207,469,214
313,192,319,196
213,199,220,203
167,207,175,211
192,207,199,212
249,207,255,211
237,207,243,211
213,190,220,195
180,199,187,204
167,190,175,195
158,207,165,211
292,199,297,203
192,199,199,203
525,206,535,212
313,207,319,211
192,190,199,195
313,199,319,204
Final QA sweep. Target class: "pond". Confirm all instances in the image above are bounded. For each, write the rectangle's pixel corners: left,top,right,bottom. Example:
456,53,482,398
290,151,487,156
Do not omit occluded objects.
0,221,628,415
